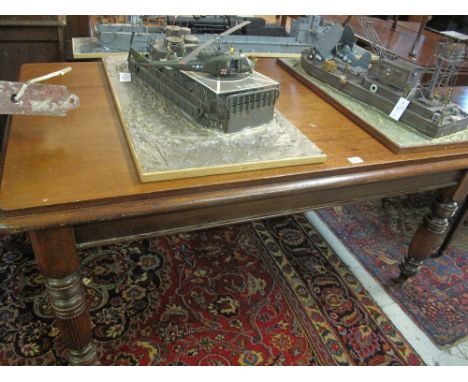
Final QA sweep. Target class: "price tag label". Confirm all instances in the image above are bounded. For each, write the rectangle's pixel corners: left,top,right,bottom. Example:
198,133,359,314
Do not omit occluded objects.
347,156,364,164
389,97,410,121
119,72,132,82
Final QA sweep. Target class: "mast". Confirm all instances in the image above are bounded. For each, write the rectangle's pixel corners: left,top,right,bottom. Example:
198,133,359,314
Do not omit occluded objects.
357,16,387,60
420,32,467,105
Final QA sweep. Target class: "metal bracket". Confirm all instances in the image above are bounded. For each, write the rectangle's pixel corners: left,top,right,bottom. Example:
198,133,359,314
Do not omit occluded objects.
0,67,80,116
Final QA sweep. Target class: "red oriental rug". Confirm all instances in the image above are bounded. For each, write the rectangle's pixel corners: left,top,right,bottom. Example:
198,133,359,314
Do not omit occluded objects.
0,215,423,365
317,192,468,348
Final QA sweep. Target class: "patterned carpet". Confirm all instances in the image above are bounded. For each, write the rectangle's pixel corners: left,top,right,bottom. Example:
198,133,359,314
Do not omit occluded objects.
317,192,468,348
0,215,423,365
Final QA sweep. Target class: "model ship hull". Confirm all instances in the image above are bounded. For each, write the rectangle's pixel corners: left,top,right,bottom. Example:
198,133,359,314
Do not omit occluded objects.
128,49,280,133
301,53,467,138
100,30,311,55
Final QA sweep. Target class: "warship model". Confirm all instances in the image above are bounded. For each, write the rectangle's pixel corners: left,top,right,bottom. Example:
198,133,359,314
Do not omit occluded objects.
97,16,321,55
127,21,280,133
300,16,468,138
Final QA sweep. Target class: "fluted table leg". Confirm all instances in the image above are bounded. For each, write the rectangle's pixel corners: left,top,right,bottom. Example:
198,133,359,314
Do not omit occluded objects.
397,195,458,282
29,227,97,365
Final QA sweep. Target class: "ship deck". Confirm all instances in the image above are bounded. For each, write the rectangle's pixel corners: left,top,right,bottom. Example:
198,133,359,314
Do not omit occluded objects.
181,70,279,95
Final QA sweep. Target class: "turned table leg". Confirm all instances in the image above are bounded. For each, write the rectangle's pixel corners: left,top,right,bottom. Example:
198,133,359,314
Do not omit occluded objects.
397,195,458,282
433,196,468,258
29,227,97,365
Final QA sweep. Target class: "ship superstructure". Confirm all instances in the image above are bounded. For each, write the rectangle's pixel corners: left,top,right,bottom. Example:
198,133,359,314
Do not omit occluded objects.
127,23,280,133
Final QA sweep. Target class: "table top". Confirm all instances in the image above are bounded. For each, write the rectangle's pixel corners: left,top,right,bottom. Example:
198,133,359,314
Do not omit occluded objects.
1,59,467,228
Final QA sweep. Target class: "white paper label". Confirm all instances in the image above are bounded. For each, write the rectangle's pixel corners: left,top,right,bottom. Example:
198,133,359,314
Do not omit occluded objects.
389,97,410,121
119,72,132,82
347,156,364,164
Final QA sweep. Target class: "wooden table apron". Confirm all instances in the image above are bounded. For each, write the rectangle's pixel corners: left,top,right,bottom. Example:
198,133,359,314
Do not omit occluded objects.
1,59,467,365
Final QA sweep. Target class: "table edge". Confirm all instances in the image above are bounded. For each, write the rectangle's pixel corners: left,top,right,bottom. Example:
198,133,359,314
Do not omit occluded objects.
1,157,467,233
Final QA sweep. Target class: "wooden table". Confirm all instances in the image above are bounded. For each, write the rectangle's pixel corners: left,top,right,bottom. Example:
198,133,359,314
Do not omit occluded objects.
1,59,467,365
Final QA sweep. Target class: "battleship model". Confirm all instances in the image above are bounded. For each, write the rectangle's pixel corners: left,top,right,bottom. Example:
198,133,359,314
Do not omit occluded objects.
96,16,322,56
127,21,280,133
300,16,468,138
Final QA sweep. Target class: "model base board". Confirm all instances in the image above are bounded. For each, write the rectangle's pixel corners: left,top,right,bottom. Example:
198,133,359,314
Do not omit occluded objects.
103,54,326,183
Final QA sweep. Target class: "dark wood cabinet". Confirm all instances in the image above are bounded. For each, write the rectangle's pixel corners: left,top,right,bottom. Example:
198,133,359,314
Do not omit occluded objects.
0,16,67,81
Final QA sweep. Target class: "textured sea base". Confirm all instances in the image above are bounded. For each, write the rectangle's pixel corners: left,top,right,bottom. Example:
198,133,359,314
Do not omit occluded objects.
0,216,423,365
317,192,467,347
72,37,119,57
279,58,468,150
103,54,325,181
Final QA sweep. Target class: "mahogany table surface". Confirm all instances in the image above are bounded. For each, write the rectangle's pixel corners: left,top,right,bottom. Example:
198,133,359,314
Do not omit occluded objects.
1,59,467,237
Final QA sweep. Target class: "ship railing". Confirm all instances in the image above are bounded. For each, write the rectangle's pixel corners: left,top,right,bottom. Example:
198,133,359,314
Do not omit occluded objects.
131,57,212,118
227,88,279,114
